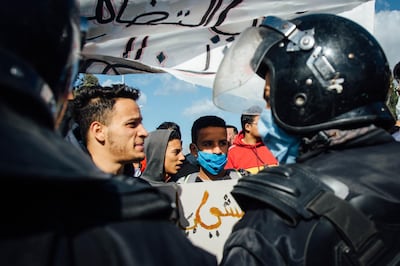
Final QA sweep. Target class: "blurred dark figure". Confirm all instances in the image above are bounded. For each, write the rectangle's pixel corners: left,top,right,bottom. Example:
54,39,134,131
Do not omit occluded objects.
0,1,216,265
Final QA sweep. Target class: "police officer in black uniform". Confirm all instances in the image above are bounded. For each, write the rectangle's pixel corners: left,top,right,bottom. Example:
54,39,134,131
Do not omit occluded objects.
213,14,400,265
0,1,216,265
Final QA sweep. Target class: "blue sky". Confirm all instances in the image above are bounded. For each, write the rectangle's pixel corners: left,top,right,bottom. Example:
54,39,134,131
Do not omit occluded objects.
376,0,400,11
96,0,400,153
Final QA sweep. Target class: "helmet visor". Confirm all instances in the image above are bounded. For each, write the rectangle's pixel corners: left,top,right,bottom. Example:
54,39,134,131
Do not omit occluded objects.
213,25,284,113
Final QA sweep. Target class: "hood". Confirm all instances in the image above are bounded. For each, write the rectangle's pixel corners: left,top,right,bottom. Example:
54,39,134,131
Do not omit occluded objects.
232,131,265,148
141,129,172,182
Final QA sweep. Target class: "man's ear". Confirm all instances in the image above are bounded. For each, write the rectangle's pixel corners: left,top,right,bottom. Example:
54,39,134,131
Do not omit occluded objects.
189,143,198,157
89,121,106,143
244,123,252,133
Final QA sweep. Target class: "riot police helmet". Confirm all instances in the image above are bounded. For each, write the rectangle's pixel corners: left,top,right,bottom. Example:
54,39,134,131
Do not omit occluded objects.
214,14,394,135
0,0,83,127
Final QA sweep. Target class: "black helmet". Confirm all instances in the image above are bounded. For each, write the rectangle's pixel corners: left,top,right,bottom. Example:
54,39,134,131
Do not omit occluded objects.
0,0,82,127
214,14,394,135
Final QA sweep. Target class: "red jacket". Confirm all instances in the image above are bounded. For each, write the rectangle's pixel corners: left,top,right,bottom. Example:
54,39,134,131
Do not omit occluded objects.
225,131,278,174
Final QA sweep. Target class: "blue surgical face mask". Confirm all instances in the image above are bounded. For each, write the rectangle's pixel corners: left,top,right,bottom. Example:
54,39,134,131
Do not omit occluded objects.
196,151,227,175
257,108,300,164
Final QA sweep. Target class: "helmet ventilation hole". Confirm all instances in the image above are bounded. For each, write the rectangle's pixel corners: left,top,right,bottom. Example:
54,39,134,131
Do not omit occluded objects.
294,93,307,107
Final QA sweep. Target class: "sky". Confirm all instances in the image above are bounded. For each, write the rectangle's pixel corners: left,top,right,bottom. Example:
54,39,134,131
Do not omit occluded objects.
95,0,400,153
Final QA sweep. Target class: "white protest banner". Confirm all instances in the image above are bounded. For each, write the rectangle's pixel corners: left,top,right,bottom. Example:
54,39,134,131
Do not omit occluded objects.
176,179,242,262
78,0,374,88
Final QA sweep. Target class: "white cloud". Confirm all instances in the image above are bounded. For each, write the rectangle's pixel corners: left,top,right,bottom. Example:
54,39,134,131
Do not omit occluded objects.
101,79,122,87
137,91,147,106
153,74,197,95
183,98,226,117
374,10,400,69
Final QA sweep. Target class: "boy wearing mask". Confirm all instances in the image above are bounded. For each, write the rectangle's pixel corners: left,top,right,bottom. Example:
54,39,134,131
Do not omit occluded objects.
177,115,243,183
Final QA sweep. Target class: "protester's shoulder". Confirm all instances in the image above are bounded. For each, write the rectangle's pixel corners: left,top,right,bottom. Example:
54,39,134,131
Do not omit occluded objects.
176,172,200,184
174,160,199,179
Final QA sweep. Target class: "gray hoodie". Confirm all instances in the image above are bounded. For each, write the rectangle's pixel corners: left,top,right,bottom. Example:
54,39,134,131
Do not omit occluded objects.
141,129,172,182
141,129,181,216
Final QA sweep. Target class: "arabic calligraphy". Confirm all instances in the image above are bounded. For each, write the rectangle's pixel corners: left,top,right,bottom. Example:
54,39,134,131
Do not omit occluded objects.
80,0,253,74
182,190,244,233
87,0,243,28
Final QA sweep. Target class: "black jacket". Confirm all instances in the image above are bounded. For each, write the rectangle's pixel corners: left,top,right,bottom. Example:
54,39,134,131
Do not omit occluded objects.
221,128,400,266
0,99,216,266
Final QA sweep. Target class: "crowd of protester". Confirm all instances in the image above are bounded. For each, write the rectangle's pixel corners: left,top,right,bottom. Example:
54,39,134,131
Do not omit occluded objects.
1,0,399,264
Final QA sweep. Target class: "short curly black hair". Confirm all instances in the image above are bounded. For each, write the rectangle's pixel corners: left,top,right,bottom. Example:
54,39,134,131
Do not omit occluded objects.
191,115,226,144
72,84,141,145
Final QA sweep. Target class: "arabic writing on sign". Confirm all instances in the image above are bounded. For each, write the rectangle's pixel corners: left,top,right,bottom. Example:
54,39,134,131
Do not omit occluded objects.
180,190,244,237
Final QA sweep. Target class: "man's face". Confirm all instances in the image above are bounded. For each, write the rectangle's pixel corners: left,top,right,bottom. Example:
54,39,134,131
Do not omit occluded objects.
104,98,148,164
164,139,185,178
247,115,262,138
192,126,229,155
